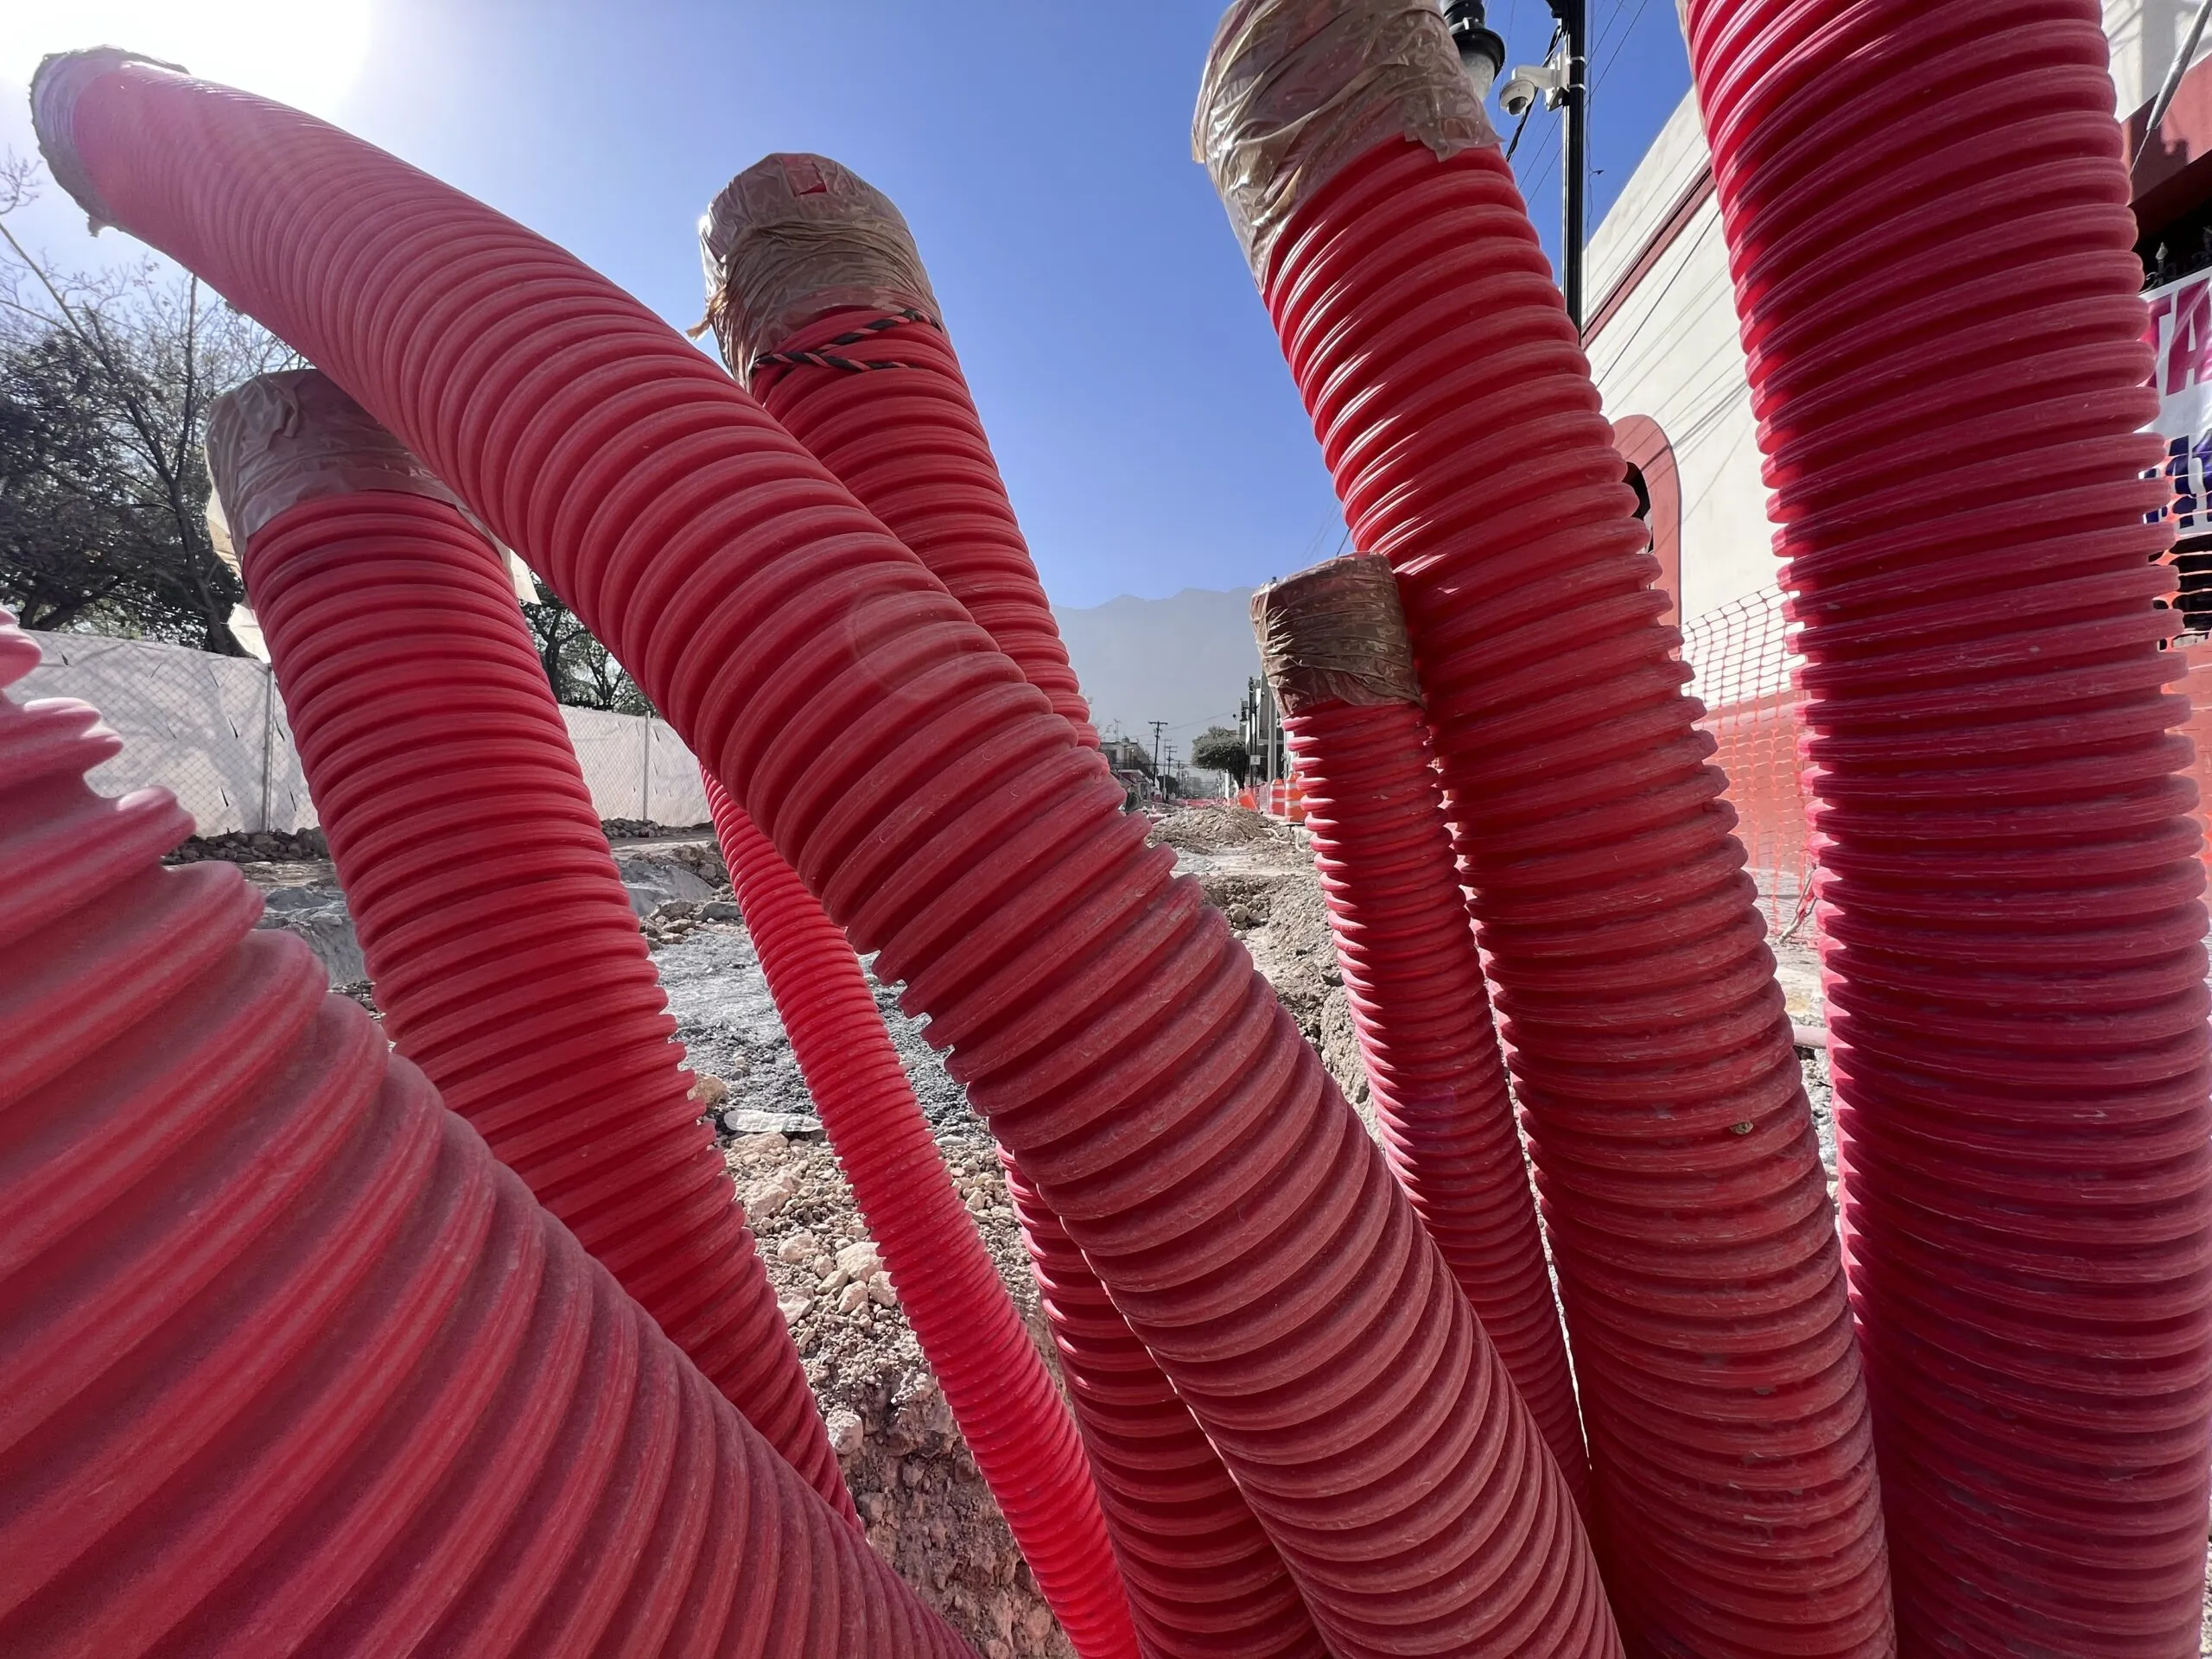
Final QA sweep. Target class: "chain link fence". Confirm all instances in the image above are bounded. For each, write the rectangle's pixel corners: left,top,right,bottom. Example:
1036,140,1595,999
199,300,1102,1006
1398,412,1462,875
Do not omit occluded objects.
1682,588,2212,948
1679,589,1818,944
18,631,710,836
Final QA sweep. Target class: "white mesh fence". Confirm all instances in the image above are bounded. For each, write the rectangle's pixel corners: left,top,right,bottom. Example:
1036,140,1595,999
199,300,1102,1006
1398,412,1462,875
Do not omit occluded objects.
16,630,709,836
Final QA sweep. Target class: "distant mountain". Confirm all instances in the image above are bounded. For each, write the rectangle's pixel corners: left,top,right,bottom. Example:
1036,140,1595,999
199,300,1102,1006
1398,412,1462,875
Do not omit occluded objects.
1052,588,1260,760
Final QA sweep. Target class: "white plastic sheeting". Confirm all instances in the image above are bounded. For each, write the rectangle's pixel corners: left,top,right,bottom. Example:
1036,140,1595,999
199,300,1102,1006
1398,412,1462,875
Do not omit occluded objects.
16,630,710,835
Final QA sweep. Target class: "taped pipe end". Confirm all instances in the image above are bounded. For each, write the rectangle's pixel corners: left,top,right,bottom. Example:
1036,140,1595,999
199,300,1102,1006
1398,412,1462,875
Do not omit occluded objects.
1252,551,1421,715
1193,0,1497,281
700,152,941,387
29,47,189,233
206,369,466,549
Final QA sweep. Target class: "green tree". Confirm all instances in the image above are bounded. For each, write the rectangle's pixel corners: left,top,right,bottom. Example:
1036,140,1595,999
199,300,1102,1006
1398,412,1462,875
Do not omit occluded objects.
0,156,294,652
521,589,655,715
1192,725,1250,786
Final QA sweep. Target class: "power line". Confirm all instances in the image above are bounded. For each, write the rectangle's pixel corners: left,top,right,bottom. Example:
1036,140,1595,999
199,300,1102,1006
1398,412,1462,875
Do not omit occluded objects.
1588,211,1724,382
1591,0,1656,92
1505,21,1563,162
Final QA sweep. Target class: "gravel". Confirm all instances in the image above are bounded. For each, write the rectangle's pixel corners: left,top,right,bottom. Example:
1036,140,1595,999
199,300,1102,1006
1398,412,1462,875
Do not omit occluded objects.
653,924,984,1138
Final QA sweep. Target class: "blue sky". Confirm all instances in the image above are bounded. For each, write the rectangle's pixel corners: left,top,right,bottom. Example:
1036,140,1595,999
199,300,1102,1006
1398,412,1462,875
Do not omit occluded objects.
1,1,1691,607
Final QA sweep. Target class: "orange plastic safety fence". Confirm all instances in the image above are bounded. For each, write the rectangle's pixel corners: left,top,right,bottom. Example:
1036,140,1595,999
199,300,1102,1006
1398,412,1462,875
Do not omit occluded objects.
1679,588,1816,942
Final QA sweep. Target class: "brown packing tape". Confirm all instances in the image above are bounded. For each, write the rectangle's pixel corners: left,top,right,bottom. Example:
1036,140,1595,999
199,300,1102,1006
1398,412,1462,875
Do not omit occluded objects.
1193,0,1497,280
30,48,190,234
1251,552,1422,715
700,153,942,385
204,370,469,546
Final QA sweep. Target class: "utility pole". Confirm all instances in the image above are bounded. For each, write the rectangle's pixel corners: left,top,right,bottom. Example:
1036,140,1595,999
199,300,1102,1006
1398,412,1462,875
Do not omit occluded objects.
1550,0,1590,332
1149,720,1168,777
1463,1,1590,330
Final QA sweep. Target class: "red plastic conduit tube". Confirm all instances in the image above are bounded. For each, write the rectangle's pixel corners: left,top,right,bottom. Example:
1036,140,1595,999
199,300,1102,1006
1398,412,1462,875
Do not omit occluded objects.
702,153,1325,1659
0,611,972,1658
35,54,1618,1656
1196,5,1890,1655
1254,556,1588,1503
702,153,1097,749
997,1161,1328,1659
1683,2,2212,1651
203,371,852,1521
702,775,1140,1659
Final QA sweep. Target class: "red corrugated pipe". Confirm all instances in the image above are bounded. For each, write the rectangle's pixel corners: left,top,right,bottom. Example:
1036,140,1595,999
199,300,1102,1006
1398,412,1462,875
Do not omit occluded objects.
36,53,1615,1656
702,155,1096,750
702,153,1324,1659
999,1161,1328,1659
1255,556,1588,1504
1196,6,1886,1653
702,775,1139,1659
0,609,971,1657
1685,2,2212,1650
204,372,853,1522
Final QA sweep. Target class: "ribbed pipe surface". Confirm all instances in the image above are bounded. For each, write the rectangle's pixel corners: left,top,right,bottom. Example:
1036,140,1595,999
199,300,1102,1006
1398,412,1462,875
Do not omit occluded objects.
1000,1160,1329,1659
1286,697,1587,1503
703,777,1138,1659
1255,137,1889,1656
751,312,1097,748
1685,3,2212,1650
730,271,1320,1656
41,60,1614,1656
238,486,850,1520
0,612,969,1658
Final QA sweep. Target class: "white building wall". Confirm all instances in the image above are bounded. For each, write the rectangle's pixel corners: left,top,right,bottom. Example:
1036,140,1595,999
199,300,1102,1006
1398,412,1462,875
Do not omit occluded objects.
1585,3,2191,623
2109,0,2212,118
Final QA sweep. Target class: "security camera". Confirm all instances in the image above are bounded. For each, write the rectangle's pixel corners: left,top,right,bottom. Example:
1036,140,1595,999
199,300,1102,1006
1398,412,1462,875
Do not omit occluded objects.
1498,61,1566,118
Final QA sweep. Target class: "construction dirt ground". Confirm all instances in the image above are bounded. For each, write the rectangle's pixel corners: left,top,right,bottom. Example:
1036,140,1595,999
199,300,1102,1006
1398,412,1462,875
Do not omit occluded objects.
198,806,1868,1656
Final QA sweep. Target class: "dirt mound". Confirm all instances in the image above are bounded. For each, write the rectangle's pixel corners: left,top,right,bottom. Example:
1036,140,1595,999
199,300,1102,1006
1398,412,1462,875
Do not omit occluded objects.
1147,804,1282,853
722,1127,1072,1659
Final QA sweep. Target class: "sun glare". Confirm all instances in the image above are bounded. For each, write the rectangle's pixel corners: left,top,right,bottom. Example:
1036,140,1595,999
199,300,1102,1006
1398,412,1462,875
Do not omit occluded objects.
0,0,372,117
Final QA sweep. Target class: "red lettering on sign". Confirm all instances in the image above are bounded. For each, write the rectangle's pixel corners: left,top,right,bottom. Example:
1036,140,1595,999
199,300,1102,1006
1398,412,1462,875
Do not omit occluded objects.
2148,290,2175,352
2171,282,2210,396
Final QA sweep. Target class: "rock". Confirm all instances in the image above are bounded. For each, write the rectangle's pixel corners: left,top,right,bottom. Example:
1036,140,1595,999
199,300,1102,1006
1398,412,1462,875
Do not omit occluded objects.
253,885,366,985
699,899,742,922
825,1408,865,1458
1225,904,1257,928
689,1073,729,1109
614,854,717,918
728,1130,787,1159
837,1280,871,1314
836,1240,882,1279
821,1267,851,1294
777,1294,812,1324
741,1171,798,1219
867,1272,897,1308
778,1230,819,1264
744,1184,790,1221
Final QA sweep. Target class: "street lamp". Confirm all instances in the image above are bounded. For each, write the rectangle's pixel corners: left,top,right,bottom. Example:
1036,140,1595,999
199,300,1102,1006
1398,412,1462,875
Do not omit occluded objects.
1443,2,1507,102
1452,0,1588,331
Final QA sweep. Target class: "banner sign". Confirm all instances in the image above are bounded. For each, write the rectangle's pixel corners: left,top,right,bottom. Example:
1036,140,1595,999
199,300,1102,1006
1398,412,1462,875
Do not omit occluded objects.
2147,269,2212,532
